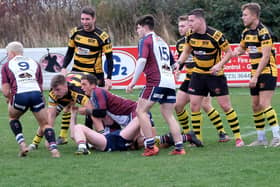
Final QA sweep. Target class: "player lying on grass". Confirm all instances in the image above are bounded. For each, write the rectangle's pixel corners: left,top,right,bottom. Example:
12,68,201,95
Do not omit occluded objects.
70,105,202,154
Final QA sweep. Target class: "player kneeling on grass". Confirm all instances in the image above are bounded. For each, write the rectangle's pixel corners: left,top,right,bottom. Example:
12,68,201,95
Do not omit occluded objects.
1,41,60,158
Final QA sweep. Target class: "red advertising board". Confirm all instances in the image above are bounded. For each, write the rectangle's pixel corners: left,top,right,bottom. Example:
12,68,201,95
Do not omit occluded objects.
105,44,280,88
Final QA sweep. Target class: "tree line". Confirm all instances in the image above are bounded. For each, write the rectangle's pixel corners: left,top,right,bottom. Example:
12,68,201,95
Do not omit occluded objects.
0,0,279,48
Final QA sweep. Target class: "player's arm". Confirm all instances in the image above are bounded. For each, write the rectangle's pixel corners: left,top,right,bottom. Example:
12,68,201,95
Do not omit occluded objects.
175,44,192,70
126,57,146,93
232,46,246,57
105,52,113,80
69,104,78,139
36,62,44,92
61,47,74,75
104,52,113,90
210,34,233,74
1,64,11,103
81,100,104,132
61,28,77,75
100,32,114,90
254,31,273,79
254,46,271,78
48,106,58,128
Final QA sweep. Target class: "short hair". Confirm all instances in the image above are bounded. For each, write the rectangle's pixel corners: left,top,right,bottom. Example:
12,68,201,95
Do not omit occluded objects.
51,74,66,88
6,41,23,54
178,14,188,22
81,6,95,18
241,2,261,18
136,15,155,30
188,8,205,19
81,74,98,85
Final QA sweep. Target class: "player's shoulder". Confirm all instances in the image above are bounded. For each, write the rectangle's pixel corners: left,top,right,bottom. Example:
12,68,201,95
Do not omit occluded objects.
257,23,270,35
206,26,224,41
93,87,107,95
94,27,110,42
69,26,83,37
49,89,58,100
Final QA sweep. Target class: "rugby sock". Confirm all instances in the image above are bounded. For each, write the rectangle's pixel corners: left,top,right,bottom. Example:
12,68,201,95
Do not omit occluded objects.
16,133,24,144
158,133,190,145
182,134,190,143
59,112,71,139
253,111,266,141
44,128,58,150
192,111,203,141
32,134,43,145
9,120,25,144
176,109,189,134
226,108,241,139
158,133,174,145
264,106,280,138
207,108,225,133
144,137,155,149
174,141,184,151
77,141,87,149
98,129,105,134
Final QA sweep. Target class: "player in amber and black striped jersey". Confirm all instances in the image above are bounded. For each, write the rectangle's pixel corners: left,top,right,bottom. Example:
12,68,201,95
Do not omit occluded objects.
174,15,229,143
61,6,113,90
176,8,244,147
233,3,280,147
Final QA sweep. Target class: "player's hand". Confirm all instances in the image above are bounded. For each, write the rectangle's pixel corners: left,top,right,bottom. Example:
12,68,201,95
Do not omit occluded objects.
232,49,239,57
60,68,68,76
70,104,78,113
249,76,257,88
210,63,222,75
126,83,134,93
174,70,180,81
105,79,112,90
172,61,181,72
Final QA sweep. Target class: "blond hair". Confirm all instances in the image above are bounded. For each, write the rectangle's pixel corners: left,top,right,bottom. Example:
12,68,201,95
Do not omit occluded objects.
6,41,24,55
242,2,261,18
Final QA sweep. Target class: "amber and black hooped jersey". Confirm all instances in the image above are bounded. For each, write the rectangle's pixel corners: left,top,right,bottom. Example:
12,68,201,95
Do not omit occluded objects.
48,72,89,109
176,36,195,80
240,23,277,77
186,26,230,75
66,26,112,74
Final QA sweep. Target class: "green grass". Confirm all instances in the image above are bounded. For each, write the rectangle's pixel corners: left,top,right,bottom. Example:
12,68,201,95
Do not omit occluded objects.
1,88,280,187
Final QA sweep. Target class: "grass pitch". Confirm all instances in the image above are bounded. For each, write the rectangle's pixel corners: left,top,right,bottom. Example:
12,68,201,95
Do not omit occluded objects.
1,88,280,187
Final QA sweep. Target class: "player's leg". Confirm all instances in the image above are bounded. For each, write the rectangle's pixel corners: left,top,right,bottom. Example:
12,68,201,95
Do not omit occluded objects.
136,97,158,156
202,96,229,142
156,130,203,148
31,93,60,158
216,95,244,147
209,75,244,147
73,124,107,153
260,90,280,147
189,94,204,141
175,80,190,134
160,102,186,155
247,94,267,146
8,107,28,157
120,117,140,141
